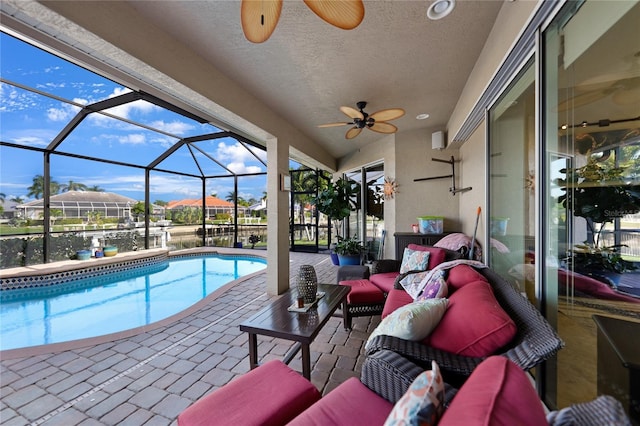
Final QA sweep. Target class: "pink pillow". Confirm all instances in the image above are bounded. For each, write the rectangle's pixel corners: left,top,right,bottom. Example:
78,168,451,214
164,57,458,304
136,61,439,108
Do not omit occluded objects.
446,264,488,292
425,281,516,357
439,356,547,426
407,244,446,269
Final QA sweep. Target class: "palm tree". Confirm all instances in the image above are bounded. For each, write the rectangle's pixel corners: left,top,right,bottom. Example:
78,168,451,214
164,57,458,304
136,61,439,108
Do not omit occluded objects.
0,193,5,203
27,175,60,199
61,180,88,192
87,185,104,192
225,191,236,203
10,196,25,204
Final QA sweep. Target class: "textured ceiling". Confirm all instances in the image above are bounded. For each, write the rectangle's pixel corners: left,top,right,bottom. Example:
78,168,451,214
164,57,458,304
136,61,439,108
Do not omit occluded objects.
125,0,504,159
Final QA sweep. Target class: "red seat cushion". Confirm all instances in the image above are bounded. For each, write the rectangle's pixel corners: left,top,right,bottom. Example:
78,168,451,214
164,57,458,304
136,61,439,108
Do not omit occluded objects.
288,377,393,426
340,279,385,304
407,244,447,269
439,356,547,426
446,264,488,292
177,360,321,426
425,281,516,356
370,272,399,293
382,289,414,318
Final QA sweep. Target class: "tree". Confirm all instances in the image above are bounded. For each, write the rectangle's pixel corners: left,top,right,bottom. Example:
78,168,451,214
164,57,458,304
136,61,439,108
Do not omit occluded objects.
154,200,168,206
27,175,60,199
10,196,25,204
87,185,104,192
131,202,146,220
60,180,88,192
0,193,5,202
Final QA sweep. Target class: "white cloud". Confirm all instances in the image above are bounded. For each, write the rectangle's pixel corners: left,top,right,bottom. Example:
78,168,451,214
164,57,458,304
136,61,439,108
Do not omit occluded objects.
118,133,146,145
150,120,194,135
227,162,263,174
216,141,255,163
47,103,81,122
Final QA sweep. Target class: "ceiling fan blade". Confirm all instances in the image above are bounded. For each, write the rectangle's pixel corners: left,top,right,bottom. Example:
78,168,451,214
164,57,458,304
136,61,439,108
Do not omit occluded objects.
369,122,398,134
340,106,364,120
370,108,405,122
241,0,283,43
303,0,365,30
318,122,351,128
346,127,363,139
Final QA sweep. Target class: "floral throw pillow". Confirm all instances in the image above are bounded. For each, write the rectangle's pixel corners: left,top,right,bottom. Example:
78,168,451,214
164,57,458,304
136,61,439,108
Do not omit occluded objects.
399,269,446,300
384,360,446,426
416,274,448,301
400,248,431,274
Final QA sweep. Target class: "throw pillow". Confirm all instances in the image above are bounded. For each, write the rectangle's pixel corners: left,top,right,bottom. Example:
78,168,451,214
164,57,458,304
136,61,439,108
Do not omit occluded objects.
400,248,430,274
399,269,447,300
384,360,445,426
417,273,448,300
426,281,516,356
407,244,447,269
365,298,448,350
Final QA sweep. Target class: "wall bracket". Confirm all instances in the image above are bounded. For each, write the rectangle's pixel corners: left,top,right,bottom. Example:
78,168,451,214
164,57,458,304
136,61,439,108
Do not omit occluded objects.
414,156,472,195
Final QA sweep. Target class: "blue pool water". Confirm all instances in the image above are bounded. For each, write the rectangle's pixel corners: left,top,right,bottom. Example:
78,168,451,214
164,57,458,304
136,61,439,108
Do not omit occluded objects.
0,255,266,351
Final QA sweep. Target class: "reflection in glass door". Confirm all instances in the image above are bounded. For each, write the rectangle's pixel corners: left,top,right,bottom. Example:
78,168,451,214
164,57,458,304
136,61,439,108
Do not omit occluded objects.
543,1,640,412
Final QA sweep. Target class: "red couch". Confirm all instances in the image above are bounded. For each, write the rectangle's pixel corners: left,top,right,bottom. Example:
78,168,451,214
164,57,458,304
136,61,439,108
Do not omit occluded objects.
178,350,629,426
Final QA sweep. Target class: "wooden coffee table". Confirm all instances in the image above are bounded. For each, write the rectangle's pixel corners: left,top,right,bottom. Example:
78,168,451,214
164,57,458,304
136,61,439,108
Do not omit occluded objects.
240,283,350,379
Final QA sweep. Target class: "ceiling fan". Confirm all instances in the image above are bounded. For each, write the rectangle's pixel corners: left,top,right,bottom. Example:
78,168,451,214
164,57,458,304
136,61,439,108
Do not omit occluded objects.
318,101,406,139
241,0,365,44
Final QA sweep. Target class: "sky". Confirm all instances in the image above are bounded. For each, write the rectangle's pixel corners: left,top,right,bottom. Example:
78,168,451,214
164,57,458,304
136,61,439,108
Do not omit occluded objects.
0,31,282,205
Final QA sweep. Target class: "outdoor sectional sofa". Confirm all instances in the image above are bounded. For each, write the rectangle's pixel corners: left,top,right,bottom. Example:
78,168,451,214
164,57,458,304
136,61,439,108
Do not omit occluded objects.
339,244,564,386
178,349,629,426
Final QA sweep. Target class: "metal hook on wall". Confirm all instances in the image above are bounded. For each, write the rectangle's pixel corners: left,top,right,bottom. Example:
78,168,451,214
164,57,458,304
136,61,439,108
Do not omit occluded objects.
414,156,472,195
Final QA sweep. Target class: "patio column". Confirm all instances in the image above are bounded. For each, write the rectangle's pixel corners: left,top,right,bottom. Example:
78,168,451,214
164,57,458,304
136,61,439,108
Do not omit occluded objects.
266,136,290,295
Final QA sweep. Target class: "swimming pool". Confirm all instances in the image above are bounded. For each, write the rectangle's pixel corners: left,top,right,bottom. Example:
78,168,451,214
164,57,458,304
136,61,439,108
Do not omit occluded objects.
0,254,266,351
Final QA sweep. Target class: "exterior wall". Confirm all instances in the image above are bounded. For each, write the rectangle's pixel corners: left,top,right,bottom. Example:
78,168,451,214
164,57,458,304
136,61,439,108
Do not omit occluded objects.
448,0,540,146
459,123,486,253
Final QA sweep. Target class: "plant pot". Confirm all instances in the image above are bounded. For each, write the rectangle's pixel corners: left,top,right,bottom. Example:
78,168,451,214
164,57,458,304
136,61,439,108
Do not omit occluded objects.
103,246,118,257
338,254,361,266
330,252,340,265
76,250,91,261
94,250,104,258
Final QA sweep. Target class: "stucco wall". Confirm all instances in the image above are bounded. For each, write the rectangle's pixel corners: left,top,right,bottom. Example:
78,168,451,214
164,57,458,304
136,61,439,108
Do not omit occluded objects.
459,123,486,255
394,128,460,235
448,0,539,146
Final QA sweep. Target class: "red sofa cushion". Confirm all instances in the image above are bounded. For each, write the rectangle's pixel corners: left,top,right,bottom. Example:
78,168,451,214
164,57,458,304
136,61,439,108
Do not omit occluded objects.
439,356,547,426
558,269,639,303
426,281,517,356
370,272,400,293
177,360,321,426
340,279,386,304
288,377,393,426
446,264,488,292
407,244,447,269
382,289,414,318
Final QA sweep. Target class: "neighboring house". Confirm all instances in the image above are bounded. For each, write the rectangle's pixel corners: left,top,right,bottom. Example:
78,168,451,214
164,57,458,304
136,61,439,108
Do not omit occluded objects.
17,191,165,221
166,196,245,219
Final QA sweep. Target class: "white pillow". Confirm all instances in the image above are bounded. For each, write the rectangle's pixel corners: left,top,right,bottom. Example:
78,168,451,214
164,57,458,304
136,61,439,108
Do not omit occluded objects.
365,298,448,350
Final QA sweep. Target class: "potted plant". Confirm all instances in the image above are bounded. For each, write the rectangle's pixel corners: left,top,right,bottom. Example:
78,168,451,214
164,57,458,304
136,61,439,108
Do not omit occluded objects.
313,177,360,264
558,155,640,284
334,236,365,266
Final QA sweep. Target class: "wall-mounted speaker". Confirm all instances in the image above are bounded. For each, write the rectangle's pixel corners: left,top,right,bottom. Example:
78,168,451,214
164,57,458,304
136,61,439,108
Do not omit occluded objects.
432,131,445,150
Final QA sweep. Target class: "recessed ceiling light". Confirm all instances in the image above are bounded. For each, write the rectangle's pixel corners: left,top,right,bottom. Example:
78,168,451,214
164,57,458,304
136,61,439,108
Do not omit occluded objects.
427,0,455,20
416,113,430,120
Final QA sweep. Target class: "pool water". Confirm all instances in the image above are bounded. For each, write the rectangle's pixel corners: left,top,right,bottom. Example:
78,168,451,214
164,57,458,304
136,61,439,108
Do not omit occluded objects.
0,255,266,351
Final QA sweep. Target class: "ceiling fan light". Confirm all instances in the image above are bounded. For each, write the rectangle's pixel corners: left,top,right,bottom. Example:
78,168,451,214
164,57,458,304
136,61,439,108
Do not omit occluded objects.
427,0,455,20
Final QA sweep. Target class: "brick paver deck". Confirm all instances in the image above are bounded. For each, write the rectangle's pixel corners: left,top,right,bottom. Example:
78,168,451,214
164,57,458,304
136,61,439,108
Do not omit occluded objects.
1,251,381,425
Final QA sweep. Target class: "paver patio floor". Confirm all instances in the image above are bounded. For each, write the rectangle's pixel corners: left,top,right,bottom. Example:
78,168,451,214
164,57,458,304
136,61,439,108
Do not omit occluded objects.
1,251,381,425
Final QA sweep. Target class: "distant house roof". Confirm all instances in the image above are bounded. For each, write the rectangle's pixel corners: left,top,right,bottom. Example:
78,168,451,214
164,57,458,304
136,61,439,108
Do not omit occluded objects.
20,191,139,206
166,196,235,209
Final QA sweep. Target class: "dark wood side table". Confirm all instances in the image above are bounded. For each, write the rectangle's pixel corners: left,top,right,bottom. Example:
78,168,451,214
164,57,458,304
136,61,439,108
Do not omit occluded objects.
592,314,640,425
240,283,350,380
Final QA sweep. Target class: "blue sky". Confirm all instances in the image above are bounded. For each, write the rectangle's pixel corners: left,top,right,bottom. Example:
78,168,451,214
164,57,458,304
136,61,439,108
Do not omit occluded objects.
1,32,277,204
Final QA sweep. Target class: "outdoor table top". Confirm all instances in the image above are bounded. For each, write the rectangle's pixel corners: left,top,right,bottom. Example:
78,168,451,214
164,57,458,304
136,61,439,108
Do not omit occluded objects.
240,283,350,344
